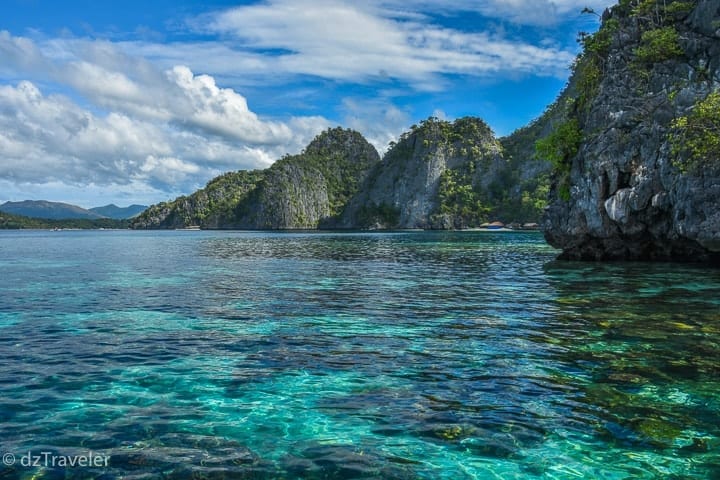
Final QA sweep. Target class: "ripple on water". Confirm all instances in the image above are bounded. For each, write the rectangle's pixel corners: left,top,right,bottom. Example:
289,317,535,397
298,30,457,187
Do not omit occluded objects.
0,230,719,479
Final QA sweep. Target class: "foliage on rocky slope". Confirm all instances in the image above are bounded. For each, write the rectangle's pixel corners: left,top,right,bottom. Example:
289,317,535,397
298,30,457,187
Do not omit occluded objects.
131,170,264,229
341,116,549,229
539,0,720,260
133,116,555,231
131,128,380,229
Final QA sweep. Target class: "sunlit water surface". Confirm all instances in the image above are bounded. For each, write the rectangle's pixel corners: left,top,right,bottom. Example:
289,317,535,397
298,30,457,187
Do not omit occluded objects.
0,230,718,479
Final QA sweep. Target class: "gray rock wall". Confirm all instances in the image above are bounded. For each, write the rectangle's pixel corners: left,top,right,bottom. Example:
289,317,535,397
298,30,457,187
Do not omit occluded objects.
543,0,720,261
340,117,506,229
131,128,380,229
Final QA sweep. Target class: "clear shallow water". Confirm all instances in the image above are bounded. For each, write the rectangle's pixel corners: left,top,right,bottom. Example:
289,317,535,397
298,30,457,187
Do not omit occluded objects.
0,230,718,479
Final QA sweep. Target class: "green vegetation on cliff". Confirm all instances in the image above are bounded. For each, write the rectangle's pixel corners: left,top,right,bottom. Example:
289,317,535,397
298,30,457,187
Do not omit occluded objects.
634,26,684,64
542,0,720,261
341,116,549,229
575,17,619,112
137,117,552,231
417,117,499,228
238,127,380,229
624,0,694,24
0,212,128,229
134,170,264,229
670,89,720,171
132,128,380,229
537,0,691,209
535,118,582,201
299,128,381,220
436,167,490,227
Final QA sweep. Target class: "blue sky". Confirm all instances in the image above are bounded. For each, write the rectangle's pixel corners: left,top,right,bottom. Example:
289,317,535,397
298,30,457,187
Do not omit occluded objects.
0,0,613,208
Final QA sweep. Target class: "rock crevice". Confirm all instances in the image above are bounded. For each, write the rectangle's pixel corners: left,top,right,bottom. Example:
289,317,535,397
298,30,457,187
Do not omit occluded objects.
541,0,720,262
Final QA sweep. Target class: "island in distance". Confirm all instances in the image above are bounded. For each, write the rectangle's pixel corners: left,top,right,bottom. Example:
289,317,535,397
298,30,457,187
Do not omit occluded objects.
131,119,551,231
0,200,147,220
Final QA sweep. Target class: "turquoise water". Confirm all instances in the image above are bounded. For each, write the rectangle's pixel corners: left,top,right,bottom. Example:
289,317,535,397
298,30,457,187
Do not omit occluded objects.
0,230,718,479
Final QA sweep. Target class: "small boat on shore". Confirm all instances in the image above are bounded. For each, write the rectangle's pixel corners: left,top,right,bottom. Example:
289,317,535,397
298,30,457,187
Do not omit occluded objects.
474,221,509,231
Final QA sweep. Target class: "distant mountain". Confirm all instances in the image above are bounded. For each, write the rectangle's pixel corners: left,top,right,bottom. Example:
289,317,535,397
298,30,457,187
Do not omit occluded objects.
0,210,130,229
0,200,105,220
90,204,147,219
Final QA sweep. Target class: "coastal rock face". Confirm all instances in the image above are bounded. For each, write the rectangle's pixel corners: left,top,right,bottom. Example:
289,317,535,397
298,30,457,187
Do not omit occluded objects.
339,117,519,229
131,128,380,229
130,170,264,229
542,0,720,261
134,118,550,231
237,128,381,229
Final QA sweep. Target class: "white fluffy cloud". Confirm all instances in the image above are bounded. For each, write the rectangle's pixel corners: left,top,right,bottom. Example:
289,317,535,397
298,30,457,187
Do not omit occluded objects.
167,65,293,144
204,0,579,88
6,34,314,146
0,31,332,204
0,76,328,186
0,0,614,206
0,81,222,188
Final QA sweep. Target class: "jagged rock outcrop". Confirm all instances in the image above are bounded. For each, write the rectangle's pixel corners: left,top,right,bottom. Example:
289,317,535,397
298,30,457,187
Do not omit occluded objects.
339,117,502,229
340,117,544,229
237,128,381,229
541,0,720,261
130,170,264,229
134,118,550,231
131,128,380,229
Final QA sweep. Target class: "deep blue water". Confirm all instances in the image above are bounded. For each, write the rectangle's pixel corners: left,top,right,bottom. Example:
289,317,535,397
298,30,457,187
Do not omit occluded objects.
0,230,718,479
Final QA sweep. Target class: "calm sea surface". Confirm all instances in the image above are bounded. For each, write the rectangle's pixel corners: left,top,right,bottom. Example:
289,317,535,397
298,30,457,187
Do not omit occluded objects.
0,230,718,479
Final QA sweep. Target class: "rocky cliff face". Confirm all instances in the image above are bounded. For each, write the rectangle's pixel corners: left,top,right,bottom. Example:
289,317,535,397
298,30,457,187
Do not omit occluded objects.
130,170,264,229
134,117,551,231
131,128,380,229
541,0,720,261
236,128,381,229
340,117,542,229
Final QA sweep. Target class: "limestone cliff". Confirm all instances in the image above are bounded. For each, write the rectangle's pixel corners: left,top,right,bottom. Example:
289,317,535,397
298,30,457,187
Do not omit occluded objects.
340,117,545,229
235,128,381,229
541,0,720,261
130,170,264,229
134,118,550,231
131,128,380,229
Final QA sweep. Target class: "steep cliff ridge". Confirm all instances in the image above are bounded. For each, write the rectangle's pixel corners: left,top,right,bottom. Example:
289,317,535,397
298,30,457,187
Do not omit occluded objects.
340,117,498,229
134,117,552,231
131,170,264,229
341,117,546,229
541,0,720,261
131,128,380,229
236,127,381,229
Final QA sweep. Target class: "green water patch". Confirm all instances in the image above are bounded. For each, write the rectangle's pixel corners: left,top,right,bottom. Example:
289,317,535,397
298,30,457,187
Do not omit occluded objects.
1,232,719,479
0,312,22,329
